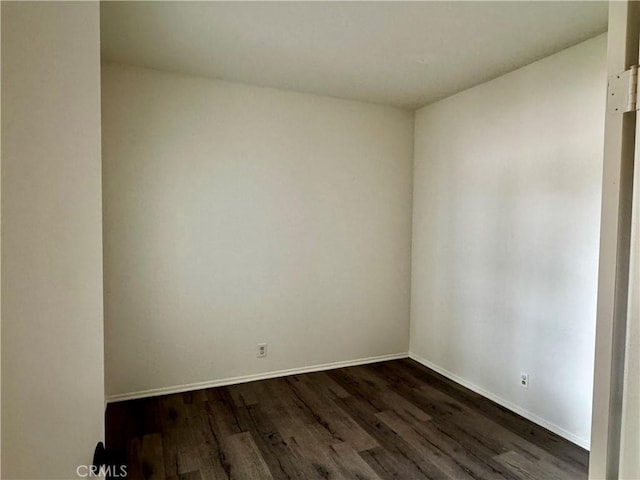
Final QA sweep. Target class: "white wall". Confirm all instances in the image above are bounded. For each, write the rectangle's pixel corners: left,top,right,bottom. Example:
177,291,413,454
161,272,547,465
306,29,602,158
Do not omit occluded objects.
410,35,606,448
102,63,414,399
1,3,105,479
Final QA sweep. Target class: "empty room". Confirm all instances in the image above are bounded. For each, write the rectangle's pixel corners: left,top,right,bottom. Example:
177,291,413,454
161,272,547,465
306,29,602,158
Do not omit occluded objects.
2,1,639,480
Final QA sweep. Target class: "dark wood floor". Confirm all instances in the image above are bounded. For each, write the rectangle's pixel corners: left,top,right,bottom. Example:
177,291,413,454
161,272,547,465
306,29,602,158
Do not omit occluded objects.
105,359,589,480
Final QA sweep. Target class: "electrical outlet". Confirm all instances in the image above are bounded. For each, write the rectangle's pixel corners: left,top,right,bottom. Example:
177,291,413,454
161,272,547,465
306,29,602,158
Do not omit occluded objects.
257,343,267,358
520,372,529,388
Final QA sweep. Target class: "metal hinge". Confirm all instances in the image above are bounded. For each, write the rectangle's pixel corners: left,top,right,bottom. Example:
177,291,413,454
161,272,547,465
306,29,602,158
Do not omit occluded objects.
608,65,638,113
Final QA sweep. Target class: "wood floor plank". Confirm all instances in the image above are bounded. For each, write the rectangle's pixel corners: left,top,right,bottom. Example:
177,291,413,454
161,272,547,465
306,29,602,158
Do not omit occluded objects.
301,371,351,399
376,410,520,480
375,410,481,480
258,379,345,451
495,450,579,480
204,388,248,437
334,395,452,479
395,380,586,479
328,442,382,480
105,401,128,452
415,414,518,475
139,433,167,480
235,403,325,480
261,389,374,479
412,383,586,478
159,395,200,476
285,375,379,451
228,381,265,408
400,359,589,470
125,437,145,480
327,367,432,425
358,445,448,480
343,365,389,389
183,389,208,404
183,400,232,479
225,432,274,480
106,396,161,453
285,431,351,479
167,471,203,480
361,361,424,389
106,359,589,480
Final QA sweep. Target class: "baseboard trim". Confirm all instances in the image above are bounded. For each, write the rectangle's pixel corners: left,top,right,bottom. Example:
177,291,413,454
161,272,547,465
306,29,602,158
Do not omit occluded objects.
407,351,590,450
106,352,409,403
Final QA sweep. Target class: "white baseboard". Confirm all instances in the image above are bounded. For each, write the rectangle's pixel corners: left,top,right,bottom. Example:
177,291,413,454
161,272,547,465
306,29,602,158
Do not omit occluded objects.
106,352,409,403
408,351,590,450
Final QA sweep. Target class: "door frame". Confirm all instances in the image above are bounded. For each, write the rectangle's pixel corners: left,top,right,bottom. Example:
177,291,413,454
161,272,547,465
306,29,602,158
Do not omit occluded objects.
590,1,640,478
